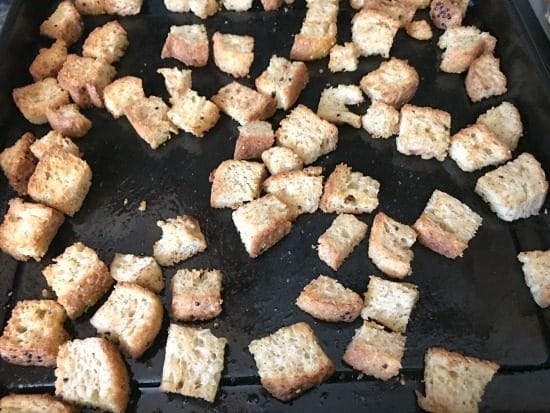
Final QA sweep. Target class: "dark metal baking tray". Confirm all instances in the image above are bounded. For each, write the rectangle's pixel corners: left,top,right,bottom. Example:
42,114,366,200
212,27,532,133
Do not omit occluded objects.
0,0,549,411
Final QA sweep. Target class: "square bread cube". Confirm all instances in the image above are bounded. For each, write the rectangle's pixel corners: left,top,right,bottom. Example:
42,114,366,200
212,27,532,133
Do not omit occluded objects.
83,20,129,64
405,20,433,40
248,322,335,401
210,159,267,209
368,212,417,279
110,253,164,293
317,84,364,128
160,324,227,403
343,321,406,380
361,275,419,333
27,148,92,216
13,78,70,124
397,104,451,161
362,101,400,139
104,0,143,15
475,153,548,222
0,300,69,367
360,58,419,109
317,213,368,270
275,104,338,165
416,347,499,413
430,0,469,29
413,189,482,258
90,282,163,358
0,394,77,413
55,337,130,413
167,89,220,138
43,242,113,319
437,26,496,73
161,25,209,67
255,55,309,110
164,0,190,12
212,82,277,125
157,67,192,103
30,130,81,160
0,198,64,262
212,32,254,78
40,1,83,45
465,54,507,103
234,121,274,160
171,268,223,321
328,42,359,72
296,275,363,322
319,163,380,214
103,76,145,119
351,9,399,58
261,146,303,175
232,194,292,258
0,132,37,195
476,101,523,151
518,250,550,308
29,40,68,81
46,104,92,138
153,215,207,266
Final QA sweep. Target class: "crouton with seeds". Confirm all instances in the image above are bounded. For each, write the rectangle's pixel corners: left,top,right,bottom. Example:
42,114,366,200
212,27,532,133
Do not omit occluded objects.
430,0,469,29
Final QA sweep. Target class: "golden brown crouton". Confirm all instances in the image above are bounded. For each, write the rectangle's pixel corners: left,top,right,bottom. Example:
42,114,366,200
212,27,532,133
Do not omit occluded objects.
46,104,92,138
167,89,220,138
234,121,274,160
212,32,254,78
40,1,84,45
13,78,70,124
161,25,209,67
83,20,129,64
29,40,68,81
30,130,81,160
0,132,37,195
103,76,145,118
171,269,223,321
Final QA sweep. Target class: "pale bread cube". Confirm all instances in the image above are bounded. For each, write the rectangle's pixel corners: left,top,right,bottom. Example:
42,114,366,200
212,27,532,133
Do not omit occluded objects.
430,0,469,29
475,153,548,222
261,146,303,175
75,0,106,14
110,253,164,293
317,84,364,128
317,213,368,271
46,104,92,138
328,42,360,72
40,1,83,45
351,9,399,58
157,67,192,103
29,40,68,81
234,121,274,160
248,322,335,401
465,54,507,103
13,78,70,124
104,0,143,15
413,189,482,258
222,0,253,11
518,250,550,308
161,25,209,67
82,20,129,64
0,132,37,195
362,0,416,27
30,130,81,160
187,0,219,18
153,215,207,266
171,268,223,321
0,394,77,413
362,101,400,139
164,0,190,11
213,32,254,78
476,101,523,151
167,89,220,138
103,76,145,118
405,20,433,40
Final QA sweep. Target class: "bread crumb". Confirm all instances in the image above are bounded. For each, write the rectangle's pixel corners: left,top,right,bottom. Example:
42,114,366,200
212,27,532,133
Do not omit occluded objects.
138,200,147,211
124,198,128,206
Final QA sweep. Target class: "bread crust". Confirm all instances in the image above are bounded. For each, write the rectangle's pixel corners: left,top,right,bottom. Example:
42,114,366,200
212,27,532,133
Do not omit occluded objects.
0,132,37,195
234,121,274,160
518,250,550,308
0,394,78,413
212,32,254,78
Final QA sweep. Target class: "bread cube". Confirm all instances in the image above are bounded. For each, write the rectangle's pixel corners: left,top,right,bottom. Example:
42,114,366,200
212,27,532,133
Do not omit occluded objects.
476,101,523,151
413,189,482,258
161,25,209,67
167,89,220,138
164,0,190,12
153,215,207,266
317,84,364,128
30,130,81,160
103,76,145,118
328,42,359,72
362,101,400,139
222,0,253,10
234,121,274,160
352,9,399,58
438,26,496,73
104,0,143,15
248,322,335,401
110,253,164,293
317,213,368,270
363,0,416,26
518,250,550,308
405,20,433,40
29,40,68,81
465,54,507,102
13,78,70,124
261,146,303,175
0,132,37,195
40,1,83,45
46,104,92,138
475,153,548,222
261,0,284,10
75,0,106,14
171,268,223,321
83,20,129,64
430,0,469,29
212,32,254,78
157,67,192,103
0,394,77,413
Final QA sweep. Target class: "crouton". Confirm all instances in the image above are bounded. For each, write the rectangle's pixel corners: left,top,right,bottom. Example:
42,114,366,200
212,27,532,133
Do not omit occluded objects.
212,82,277,125
396,104,451,161
232,194,292,258
0,300,69,367
75,0,106,14
343,321,406,380
157,67,192,103
45,104,91,138
319,163,380,214
212,32,254,78
221,0,253,10
153,215,207,266
234,121,274,160
161,25,209,66
255,55,309,110
413,189,482,258
261,146,304,175
362,0,416,27
167,89,220,138
160,324,227,403
13,78,70,124
40,1,83,45
317,84,364,128
362,101,400,139
475,153,548,222
518,250,550,308
429,0,469,29
416,347,499,413
465,54,507,103
261,0,284,11
83,20,129,64
328,42,360,72
359,58,419,108
210,160,266,209
368,212,417,279
317,213,368,270
248,322,335,401
171,268,223,321
103,76,145,118
0,132,37,195
110,253,164,293
405,20,433,40
104,0,143,15
30,130,81,160
275,104,338,164
351,9,399,58
0,394,77,413
476,101,523,151
438,26,496,73
55,337,129,413
29,40,68,81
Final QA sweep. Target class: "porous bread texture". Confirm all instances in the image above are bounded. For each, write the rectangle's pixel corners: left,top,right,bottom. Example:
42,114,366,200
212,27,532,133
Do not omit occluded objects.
153,215,207,266
110,253,164,293
317,84,364,128
82,20,129,64
103,76,145,119
40,1,83,45
161,25,209,66
476,101,523,151
29,40,68,81
361,0,416,27
167,89,220,138
362,101,400,139
429,0,469,29
171,268,223,321
212,32,254,78
351,9,399,58
328,42,360,72
30,130,81,160
261,146,304,176
157,67,192,103
518,250,550,308
13,78,70,124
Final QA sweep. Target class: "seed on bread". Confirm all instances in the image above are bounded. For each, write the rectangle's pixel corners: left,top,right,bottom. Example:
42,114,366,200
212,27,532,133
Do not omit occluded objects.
13,78,70,124
46,104,92,138
352,9,399,58
362,101,400,139
161,24,209,66
167,89,220,138
0,394,77,413
213,32,254,78
261,146,304,176
517,250,550,308
328,42,360,72
103,76,145,119
465,53,507,103
171,268,223,321
0,132,37,195
234,121,274,160
29,40,68,81
153,215,207,266
110,253,164,293
83,20,129,64
40,1,83,45
476,101,523,151
317,84,364,128
30,130,81,160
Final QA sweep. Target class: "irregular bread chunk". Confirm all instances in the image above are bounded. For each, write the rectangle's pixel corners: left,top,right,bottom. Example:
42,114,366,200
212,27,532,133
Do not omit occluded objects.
317,84,364,128
222,0,253,10
405,20,433,40
83,20,129,64
75,0,106,14
157,67,192,103
40,1,83,45
362,0,416,27
46,104,92,138
168,89,220,138
437,26,496,73
212,32,254,78
13,78,70,124
104,0,143,15
476,101,523,151
103,76,145,118
234,121,274,160
518,250,550,308
328,42,360,72
153,215,207,266
0,394,77,413
110,253,164,293
161,25,209,67
352,9,399,58
362,101,400,139
0,132,37,195
430,0,469,29
261,146,304,175
30,130,81,160
261,0,284,10
30,40,68,81
171,268,223,321
465,54,507,103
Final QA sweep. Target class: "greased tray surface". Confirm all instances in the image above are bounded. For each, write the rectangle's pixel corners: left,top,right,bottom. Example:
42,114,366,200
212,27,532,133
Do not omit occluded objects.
0,0,550,411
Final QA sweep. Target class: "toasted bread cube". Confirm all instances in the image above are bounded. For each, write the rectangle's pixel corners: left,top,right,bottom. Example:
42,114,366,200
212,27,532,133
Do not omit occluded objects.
45,104,90,139
296,275,363,322
405,20,433,40
328,42,359,72
465,54,507,103
0,132,37,195
222,0,253,10
368,212,417,279
429,0,468,29
317,84,364,128
153,215,207,266
413,189,482,258
363,0,416,26
125,96,178,149
171,269,223,321
397,104,451,161
475,153,548,222
362,101,400,139
13,78,70,124
157,67,192,103
261,0,284,11
275,104,338,164
343,321,406,380
212,32,254,78
360,58,419,108
110,253,164,293
352,9,399,58
90,282,163,358
416,347,499,413
185,0,219,19
27,149,91,216
40,1,83,45
30,130,81,160
232,194,292,258
261,146,303,175
361,275,419,333
249,322,335,401
234,121,274,160
57,55,117,108
83,20,129,64
161,324,226,403
212,82,277,125
518,250,550,308
103,76,145,118
319,163,380,214
317,213,368,270
255,55,309,110
55,337,129,413
476,101,523,151
164,0,191,11
104,0,143,15
0,300,69,367
0,394,77,413
161,25,209,67
75,0,106,14
29,40,68,81
167,89,220,138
